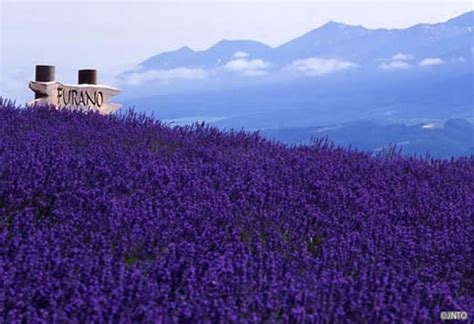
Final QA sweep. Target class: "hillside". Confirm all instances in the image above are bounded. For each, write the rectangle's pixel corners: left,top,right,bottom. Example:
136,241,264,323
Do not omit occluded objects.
0,99,473,321
261,118,474,158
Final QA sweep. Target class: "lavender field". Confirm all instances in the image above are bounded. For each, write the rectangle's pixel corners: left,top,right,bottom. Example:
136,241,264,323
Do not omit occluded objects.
0,98,473,322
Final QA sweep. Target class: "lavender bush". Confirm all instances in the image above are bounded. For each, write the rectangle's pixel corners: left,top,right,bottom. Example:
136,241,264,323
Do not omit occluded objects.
0,98,472,322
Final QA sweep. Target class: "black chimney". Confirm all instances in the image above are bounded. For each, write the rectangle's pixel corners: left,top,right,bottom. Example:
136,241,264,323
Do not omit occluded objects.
35,65,55,99
78,69,97,85
35,65,55,82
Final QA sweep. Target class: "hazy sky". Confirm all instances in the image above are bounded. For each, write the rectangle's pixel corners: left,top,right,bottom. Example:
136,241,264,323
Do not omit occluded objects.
0,0,471,102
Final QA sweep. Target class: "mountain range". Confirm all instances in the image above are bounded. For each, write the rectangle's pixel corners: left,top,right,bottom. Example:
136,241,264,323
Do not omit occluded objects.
117,11,473,158
120,11,471,79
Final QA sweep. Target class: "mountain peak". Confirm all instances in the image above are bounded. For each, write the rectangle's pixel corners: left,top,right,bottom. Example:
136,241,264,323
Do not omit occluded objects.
178,46,194,52
206,39,272,55
321,20,346,29
279,19,367,50
210,39,270,48
319,20,364,30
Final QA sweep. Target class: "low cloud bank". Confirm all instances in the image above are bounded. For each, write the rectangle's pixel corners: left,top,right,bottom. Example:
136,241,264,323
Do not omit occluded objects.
378,61,411,70
231,51,249,59
419,58,444,66
285,57,357,76
121,53,451,85
123,68,208,85
224,58,270,76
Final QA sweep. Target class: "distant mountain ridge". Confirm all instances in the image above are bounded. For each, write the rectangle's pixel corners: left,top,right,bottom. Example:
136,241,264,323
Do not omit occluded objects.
138,40,273,72
121,10,473,75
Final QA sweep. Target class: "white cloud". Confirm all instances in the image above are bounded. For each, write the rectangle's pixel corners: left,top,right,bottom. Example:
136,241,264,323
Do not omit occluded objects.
224,58,270,76
123,67,208,85
419,57,444,66
285,57,357,76
391,53,413,61
231,51,249,59
378,60,411,70
225,58,269,71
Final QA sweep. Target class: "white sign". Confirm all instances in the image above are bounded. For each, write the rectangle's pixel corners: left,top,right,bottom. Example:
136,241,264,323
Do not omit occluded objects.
28,81,121,115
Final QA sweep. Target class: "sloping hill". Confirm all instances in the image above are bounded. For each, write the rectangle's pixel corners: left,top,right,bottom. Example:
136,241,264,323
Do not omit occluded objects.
0,99,473,322
261,118,474,158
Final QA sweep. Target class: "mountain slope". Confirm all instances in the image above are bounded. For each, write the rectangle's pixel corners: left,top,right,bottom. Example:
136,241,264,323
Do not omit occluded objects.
139,40,273,70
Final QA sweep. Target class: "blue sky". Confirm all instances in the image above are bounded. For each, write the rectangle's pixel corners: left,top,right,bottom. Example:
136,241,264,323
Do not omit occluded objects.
1,0,471,103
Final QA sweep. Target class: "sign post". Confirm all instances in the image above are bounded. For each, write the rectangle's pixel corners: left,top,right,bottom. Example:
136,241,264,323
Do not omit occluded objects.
28,65,121,114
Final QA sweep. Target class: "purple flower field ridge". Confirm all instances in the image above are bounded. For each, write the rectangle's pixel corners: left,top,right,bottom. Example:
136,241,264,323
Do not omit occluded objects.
0,98,473,322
